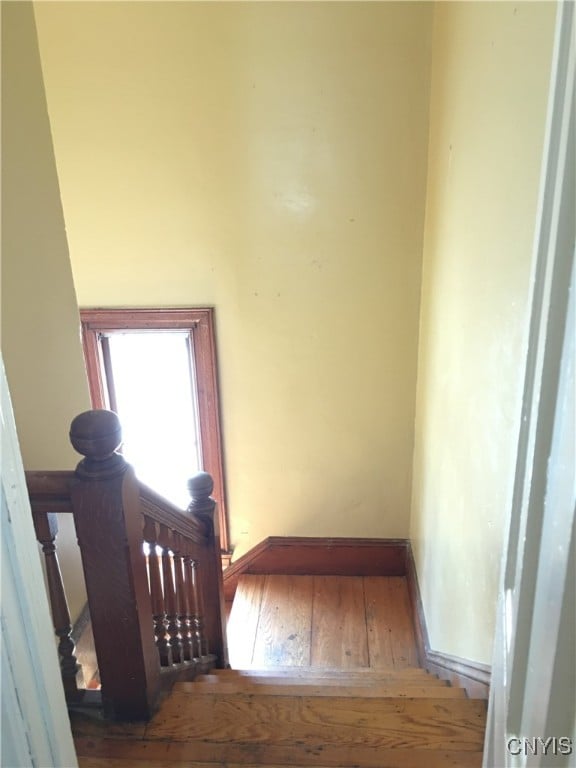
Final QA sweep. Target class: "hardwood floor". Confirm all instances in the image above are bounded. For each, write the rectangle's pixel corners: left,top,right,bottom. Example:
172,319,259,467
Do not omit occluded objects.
74,574,486,767
73,668,486,767
227,575,419,670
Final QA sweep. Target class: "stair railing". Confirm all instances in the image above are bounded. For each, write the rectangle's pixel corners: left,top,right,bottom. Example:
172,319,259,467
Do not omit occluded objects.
26,409,228,721
28,471,86,701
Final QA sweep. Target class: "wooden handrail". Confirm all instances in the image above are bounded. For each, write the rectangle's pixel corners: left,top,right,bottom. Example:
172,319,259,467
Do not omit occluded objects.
139,482,207,545
26,470,75,513
26,409,228,721
140,473,228,673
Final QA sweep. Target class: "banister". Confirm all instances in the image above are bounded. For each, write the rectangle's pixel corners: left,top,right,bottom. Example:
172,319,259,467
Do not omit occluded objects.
186,472,228,669
27,409,227,720
139,482,207,544
26,470,75,514
69,409,161,721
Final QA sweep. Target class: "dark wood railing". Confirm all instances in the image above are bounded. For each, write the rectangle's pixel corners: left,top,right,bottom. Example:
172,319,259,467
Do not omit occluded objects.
26,409,228,721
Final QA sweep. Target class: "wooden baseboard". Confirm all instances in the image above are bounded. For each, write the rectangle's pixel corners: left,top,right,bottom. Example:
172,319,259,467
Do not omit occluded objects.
405,543,491,699
223,537,409,602
425,650,491,698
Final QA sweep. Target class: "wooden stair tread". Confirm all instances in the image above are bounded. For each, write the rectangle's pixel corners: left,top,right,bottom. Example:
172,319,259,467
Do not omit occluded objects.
77,755,483,768
146,691,486,750
73,676,485,767
223,666,429,676
196,678,450,689
178,681,466,698
212,669,440,683
75,736,484,767
77,760,472,768
197,673,449,688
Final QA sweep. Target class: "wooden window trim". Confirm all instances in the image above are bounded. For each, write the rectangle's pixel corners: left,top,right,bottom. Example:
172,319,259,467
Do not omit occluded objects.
79,307,230,553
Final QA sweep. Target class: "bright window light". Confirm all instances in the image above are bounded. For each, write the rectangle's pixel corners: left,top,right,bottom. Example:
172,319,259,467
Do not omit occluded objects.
107,332,201,508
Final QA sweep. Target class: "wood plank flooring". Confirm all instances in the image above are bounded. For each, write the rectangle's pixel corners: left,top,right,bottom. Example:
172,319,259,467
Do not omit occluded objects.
73,573,486,768
148,690,486,749
227,575,418,670
252,575,314,667
73,668,486,767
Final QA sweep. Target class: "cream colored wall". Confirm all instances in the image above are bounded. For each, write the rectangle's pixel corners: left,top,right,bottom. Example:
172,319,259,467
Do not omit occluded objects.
1,2,92,621
33,2,433,558
410,2,556,663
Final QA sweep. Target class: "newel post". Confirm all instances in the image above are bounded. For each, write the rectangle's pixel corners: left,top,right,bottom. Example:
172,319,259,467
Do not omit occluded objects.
69,410,160,720
187,472,229,668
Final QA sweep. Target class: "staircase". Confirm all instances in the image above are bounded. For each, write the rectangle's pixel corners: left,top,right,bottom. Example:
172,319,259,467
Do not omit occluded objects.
73,666,486,767
25,411,487,766
69,568,486,767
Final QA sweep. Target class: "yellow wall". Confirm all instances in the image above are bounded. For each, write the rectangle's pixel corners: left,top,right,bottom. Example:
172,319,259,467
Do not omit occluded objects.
4,1,558,665
1,2,92,620
33,2,433,558
410,2,556,663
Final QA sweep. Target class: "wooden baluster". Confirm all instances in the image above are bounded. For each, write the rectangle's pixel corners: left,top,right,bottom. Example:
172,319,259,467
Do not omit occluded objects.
187,473,228,667
182,553,204,659
69,410,160,720
143,516,171,666
173,533,193,662
32,511,84,699
187,556,207,658
159,524,182,664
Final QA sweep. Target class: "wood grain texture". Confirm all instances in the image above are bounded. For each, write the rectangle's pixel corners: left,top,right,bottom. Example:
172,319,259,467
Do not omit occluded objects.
227,575,266,668
70,458,161,720
189,672,449,687
25,470,75,514
179,682,467,698
72,660,485,767
70,712,146,740
78,760,382,768
75,737,483,768
310,576,369,668
252,576,314,667
146,691,486,750
214,667,437,679
364,577,418,668
228,575,419,672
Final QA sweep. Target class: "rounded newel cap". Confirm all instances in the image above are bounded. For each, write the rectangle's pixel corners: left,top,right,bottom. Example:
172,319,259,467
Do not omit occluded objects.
69,410,122,459
187,471,214,499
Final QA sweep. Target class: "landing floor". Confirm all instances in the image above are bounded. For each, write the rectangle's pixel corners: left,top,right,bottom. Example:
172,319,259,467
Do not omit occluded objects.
227,575,419,670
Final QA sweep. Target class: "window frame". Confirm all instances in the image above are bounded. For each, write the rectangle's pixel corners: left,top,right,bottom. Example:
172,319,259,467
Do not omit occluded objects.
79,307,230,553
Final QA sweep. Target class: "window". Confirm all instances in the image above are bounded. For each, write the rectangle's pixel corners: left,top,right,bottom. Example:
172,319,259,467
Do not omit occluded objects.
80,308,229,553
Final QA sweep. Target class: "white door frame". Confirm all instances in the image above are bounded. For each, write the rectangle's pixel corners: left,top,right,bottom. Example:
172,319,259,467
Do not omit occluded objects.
484,1,575,766
1,357,79,767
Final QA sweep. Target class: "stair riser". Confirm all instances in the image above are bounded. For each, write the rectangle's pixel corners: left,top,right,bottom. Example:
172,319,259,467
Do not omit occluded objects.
220,667,432,677
194,676,450,688
180,683,466,698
